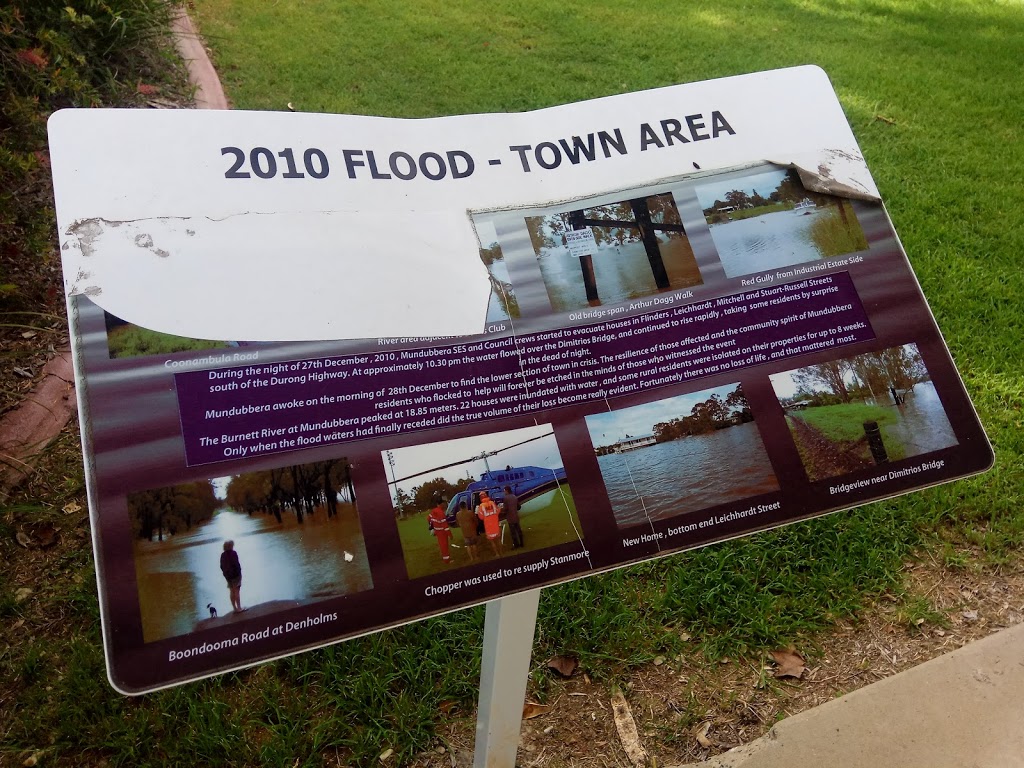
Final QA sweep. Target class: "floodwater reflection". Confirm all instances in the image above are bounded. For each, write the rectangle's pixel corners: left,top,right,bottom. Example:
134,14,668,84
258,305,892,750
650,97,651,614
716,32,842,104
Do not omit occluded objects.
710,209,826,277
865,381,958,457
539,236,701,312
134,506,371,642
596,422,779,528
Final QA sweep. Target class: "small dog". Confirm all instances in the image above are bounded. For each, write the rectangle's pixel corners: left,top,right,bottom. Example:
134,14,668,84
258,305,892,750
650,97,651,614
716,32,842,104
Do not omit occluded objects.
207,603,218,618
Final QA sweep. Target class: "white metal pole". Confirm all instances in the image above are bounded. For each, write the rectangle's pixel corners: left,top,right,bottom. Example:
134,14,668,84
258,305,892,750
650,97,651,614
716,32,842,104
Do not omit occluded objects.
473,589,541,768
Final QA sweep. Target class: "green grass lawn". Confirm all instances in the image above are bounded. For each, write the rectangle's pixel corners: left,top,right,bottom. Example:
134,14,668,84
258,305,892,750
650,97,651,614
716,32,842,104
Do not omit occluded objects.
396,488,583,580
789,402,908,473
726,202,791,221
107,323,231,359
4,0,1023,765
794,402,898,442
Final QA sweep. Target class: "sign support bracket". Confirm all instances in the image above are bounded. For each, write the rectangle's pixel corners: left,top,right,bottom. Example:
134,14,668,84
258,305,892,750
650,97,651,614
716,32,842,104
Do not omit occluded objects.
473,589,541,768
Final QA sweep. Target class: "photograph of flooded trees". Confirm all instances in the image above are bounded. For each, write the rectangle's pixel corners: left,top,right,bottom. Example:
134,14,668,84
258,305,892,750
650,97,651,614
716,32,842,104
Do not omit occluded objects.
695,167,868,278
526,191,702,312
129,457,371,643
771,344,958,483
586,384,779,528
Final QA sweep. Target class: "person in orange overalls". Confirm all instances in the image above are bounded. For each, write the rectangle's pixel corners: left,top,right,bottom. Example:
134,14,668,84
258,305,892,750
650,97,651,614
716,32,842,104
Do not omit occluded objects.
428,497,453,565
476,489,503,558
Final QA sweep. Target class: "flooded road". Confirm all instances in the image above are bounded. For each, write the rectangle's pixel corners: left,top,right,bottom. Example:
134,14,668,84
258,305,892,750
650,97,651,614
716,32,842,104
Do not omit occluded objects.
539,236,700,312
710,209,826,277
596,422,779,528
134,506,371,642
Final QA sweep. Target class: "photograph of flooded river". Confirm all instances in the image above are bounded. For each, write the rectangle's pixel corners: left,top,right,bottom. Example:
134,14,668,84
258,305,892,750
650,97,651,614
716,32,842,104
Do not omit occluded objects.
586,384,779,528
696,167,868,278
709,209,826,277
131,461,371,643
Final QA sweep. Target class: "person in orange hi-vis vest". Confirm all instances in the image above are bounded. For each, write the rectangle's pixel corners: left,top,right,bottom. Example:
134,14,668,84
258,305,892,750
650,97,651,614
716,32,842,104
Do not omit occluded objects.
427,497,453,564
476,489,503,558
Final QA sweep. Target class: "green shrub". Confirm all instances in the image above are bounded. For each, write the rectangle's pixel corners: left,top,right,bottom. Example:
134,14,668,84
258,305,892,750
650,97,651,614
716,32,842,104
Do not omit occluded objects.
0,1,182,302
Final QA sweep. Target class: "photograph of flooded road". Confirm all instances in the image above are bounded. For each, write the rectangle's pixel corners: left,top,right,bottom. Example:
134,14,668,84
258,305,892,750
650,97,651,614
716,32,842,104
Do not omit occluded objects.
771,344,958,482
130,458,371,643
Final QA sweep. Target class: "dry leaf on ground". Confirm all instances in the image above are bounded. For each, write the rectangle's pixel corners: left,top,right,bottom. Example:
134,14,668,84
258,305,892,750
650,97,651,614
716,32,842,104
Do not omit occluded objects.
695,721,714,748
523,702,550,720
27,523,58,548
770,648,806,679
547,654,579,677
437,700,457,715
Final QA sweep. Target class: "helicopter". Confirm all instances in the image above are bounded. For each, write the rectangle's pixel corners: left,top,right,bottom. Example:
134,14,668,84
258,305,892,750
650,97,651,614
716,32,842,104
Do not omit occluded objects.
386,431,567,526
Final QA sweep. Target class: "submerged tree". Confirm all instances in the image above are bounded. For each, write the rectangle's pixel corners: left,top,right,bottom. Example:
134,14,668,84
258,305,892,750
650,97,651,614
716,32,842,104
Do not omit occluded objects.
652,385,749,442
224,459,355,525
848,346,927,400
792,360,853,404
129,480,219,542
526,215,558,253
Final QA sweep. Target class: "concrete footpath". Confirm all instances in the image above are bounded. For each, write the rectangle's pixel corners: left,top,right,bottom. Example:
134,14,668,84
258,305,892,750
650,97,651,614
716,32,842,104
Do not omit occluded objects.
678,621,1024,768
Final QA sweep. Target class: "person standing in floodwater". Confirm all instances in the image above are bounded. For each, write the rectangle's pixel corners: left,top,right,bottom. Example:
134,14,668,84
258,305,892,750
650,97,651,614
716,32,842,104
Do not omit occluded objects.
220,540,244,613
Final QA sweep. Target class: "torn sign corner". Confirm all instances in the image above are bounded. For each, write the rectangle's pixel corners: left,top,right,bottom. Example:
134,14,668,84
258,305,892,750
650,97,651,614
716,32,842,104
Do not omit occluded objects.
767,149,881,203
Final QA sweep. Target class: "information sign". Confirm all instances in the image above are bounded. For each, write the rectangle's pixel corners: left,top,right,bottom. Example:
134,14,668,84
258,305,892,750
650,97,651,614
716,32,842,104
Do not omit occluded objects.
48,66,991,693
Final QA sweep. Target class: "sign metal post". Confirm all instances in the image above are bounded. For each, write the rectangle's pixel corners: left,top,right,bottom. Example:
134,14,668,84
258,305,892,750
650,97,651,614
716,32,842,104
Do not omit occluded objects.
474,589,542,768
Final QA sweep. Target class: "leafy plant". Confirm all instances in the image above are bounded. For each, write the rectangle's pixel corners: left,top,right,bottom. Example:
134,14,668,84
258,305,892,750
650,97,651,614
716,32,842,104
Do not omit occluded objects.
0,1,182,304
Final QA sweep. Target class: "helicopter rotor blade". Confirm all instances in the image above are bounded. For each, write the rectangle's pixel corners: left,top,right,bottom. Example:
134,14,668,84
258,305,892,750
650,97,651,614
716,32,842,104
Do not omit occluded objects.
389,431,555,485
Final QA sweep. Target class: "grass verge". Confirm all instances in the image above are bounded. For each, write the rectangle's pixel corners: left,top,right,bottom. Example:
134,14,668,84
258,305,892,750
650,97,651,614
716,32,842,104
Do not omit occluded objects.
106,322,231,359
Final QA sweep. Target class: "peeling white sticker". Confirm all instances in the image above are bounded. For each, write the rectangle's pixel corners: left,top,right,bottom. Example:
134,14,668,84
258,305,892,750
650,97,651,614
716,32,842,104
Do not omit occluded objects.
63,211,489,341
768,148,880,202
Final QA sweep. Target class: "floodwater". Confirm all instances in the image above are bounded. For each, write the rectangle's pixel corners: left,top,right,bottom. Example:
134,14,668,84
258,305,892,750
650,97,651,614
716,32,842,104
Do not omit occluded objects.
134,506,371,642
710,208,827,277
538,236,700,312
880,381,958,457
596,422,779,528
